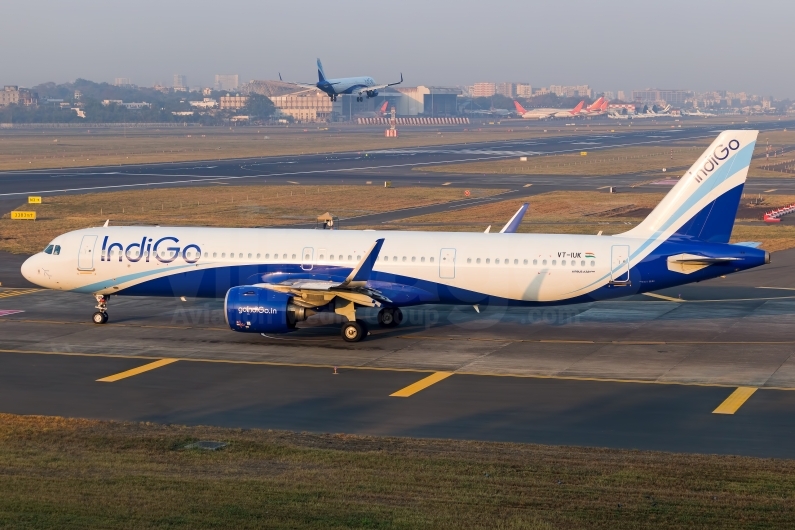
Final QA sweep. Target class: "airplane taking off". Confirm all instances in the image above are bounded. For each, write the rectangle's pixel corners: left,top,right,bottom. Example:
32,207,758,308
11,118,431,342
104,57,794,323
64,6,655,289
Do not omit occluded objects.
280,58,402,102
22,131,768,343
513,100,585,119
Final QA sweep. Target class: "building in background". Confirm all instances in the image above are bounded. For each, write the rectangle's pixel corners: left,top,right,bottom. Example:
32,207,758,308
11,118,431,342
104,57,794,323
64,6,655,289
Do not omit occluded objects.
219,95,248,110
215,74,239,91
114,78,133,87
632,89,689,105
173,74,188,91
0,86,38,107
472,82,496,98
549,84,592,98
189,98,218,109
515,84,532,98
271,90,333,122
496,82,516,98
617,90,627,101
603,91,615,100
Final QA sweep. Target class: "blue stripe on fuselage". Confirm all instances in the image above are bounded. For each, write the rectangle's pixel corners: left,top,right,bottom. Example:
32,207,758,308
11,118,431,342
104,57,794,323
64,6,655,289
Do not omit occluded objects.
110,240,766,307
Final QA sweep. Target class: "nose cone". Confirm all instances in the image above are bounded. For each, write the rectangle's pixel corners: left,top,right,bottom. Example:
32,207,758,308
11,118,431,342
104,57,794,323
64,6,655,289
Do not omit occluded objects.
20,255,40,285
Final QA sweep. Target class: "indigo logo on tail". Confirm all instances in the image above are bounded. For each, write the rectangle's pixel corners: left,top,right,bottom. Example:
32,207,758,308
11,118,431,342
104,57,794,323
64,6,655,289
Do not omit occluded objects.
695,139,740,183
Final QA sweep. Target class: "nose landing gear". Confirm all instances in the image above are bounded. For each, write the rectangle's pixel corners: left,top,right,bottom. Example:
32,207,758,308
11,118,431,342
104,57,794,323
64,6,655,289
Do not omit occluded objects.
92,294,109,324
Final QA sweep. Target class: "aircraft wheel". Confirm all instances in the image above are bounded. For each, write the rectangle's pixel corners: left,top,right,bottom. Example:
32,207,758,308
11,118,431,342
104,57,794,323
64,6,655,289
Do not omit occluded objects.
378,308,403,328
92,311,108,325
341,320,366,342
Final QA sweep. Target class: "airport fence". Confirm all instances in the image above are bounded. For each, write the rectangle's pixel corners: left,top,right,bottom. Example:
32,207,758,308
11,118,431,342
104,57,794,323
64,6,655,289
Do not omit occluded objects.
357,117,470,125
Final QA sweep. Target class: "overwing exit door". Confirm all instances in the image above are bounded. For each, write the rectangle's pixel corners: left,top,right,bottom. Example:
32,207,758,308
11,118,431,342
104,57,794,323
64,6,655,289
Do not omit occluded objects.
439,248,456,279
301,247,314,271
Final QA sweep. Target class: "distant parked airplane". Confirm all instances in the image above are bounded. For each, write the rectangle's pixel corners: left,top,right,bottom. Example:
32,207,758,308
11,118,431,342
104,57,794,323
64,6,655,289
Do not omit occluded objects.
513,100,585,119
280,59,403,102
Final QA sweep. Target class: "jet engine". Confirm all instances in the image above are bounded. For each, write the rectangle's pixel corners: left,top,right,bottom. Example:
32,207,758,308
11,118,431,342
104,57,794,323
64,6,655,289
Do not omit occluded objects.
367,90,378,98
224,286,315,334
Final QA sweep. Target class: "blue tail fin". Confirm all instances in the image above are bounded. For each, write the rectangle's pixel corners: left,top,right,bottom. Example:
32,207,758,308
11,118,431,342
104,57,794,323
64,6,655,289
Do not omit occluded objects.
621,130,758,244
317,58,327,84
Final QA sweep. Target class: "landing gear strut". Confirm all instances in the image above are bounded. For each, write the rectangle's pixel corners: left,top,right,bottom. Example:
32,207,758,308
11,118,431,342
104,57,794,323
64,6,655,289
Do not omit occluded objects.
377,307,403,328
92,294,109,324
335,298,370,342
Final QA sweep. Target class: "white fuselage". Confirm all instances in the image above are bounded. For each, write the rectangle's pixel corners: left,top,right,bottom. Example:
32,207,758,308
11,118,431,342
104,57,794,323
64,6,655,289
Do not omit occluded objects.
324,76,376,95
23,227,634,304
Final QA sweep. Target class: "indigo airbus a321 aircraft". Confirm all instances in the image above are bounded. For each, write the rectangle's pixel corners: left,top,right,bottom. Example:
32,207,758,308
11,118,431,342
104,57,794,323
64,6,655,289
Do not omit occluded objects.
279,58,402,102
22,131,768,343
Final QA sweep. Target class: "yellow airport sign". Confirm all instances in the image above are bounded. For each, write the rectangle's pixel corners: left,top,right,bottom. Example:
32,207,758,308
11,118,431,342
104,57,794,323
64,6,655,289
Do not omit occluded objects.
28,196,42,204
580,151,588,156
11,211,37,220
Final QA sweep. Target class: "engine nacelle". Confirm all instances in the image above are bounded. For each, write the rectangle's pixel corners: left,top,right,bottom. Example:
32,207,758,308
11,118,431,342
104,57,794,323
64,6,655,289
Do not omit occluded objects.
367,90,378,98
224,286,314,334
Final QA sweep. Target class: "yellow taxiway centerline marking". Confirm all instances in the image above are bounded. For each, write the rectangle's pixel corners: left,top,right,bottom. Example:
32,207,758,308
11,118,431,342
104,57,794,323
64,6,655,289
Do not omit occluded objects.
442,182,452,186
763,189,777,193
97,358,179,382
2,347,795,391
390,371,454,397
0,289,42,299
713,387,758,414
643,292,684,302
523,183,533,187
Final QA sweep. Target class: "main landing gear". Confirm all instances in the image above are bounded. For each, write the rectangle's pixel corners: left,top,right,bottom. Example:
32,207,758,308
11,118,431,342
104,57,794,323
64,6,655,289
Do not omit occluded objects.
329,94,338,102
341,320,368,343
377,307,403,328
92,294,109,324
335,300,404,343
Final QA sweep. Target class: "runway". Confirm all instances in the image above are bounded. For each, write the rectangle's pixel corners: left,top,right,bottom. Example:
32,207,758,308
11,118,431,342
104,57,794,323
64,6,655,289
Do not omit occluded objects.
3,119,795,218
1,248,795,458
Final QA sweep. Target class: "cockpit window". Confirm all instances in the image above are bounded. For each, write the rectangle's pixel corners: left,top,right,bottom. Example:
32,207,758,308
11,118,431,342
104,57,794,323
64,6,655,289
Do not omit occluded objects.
53,245,61,255
44,245,53,254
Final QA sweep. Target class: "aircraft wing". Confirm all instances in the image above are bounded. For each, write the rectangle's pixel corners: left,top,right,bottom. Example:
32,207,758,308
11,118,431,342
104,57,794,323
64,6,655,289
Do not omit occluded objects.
277,73,325,90
499,203,529,233
353,74,403,95
253,238,390,308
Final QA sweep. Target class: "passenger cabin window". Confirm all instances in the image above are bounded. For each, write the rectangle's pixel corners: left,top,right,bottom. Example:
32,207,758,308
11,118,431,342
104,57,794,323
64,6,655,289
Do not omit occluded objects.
430,257,434,263
552,260,557,266
542,260,547,266
421,257,425,263
591,260,595,267
476,258,481,264
562,260,566,266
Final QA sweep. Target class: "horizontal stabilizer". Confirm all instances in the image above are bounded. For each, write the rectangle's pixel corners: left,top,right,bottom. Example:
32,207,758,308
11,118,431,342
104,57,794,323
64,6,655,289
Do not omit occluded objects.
667,253,739,274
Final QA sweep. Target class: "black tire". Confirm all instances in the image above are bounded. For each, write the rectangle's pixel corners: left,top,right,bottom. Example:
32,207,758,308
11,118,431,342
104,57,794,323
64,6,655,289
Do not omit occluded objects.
378,308,403,328
92,312,106,325
101,312,109,324
341,321,364,343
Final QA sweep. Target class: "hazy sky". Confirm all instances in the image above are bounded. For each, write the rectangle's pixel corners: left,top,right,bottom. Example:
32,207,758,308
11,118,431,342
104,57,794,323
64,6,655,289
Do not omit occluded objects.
2,0,793,97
